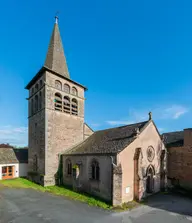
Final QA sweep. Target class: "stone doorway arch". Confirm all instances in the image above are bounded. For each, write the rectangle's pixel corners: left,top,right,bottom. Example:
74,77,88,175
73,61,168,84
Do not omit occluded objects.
146,165,155,193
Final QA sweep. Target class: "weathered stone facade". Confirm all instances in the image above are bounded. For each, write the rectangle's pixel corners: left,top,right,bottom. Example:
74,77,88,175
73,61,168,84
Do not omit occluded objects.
27,19,87,186
62,155,113,202
117,122,167,203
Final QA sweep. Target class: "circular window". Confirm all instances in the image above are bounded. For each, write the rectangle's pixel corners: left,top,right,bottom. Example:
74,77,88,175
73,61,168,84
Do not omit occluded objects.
147,146,155,162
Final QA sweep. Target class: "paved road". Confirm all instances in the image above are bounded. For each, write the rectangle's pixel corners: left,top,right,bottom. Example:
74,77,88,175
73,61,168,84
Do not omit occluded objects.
0,188,192,223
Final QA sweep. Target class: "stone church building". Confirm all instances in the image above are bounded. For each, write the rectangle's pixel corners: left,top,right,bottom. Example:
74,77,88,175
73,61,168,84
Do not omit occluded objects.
25,17,167,205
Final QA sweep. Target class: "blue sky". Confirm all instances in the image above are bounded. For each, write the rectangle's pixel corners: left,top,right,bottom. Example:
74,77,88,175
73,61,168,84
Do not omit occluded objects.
0,0,192,146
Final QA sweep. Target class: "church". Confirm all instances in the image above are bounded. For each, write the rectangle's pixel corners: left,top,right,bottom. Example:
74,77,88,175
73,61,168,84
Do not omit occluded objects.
25,17,167,206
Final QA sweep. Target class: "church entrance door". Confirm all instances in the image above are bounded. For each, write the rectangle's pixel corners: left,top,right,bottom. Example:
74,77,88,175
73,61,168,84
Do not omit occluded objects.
146,166,154,193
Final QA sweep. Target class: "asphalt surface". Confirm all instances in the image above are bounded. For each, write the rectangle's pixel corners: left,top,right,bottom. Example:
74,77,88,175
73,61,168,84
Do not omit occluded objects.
1,188,192,223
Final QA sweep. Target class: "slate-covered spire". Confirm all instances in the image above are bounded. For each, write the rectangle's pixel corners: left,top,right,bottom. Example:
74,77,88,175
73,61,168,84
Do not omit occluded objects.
44,16,70,78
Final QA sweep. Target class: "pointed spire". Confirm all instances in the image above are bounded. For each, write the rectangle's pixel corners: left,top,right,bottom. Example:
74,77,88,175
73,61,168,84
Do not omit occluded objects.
44,16,70,78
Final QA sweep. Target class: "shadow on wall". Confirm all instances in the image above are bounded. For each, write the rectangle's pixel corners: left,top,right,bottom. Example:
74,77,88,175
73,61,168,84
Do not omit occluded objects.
55,155,63,186
142,191,192,217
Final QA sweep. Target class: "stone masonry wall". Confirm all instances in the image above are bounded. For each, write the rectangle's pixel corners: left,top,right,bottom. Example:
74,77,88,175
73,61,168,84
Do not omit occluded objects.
44,71,85,186
62,155,113,202
28,74,46,181
168,146,192,189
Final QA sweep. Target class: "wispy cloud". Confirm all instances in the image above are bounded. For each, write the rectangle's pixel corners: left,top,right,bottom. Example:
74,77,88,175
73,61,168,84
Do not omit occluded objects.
0,126,28,147
106,120,133,126
106,104,189,126
163,105,189,119
90,123,101,127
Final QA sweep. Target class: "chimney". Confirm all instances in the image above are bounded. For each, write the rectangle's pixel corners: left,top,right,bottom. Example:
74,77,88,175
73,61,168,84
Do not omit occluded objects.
184,128,192,147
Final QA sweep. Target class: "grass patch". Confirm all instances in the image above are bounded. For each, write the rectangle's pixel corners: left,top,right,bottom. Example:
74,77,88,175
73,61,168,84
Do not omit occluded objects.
0,178,111,209
0,178,141,211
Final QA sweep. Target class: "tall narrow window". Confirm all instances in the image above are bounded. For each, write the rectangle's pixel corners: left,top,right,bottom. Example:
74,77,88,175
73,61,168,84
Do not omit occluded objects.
31,99,34,115
72,87,78,96
64,84,70,93
54,93,62,111
55,80,62,90
91,160,100,180
63,96,70,114
39,92,42,110
66,159,72,176
40,80,43,87
35,83,39,92
35,95,38,112
31,87,34,95
71,98,78,116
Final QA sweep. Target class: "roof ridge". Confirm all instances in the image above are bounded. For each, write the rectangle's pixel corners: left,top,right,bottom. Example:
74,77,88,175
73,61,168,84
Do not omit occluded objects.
95,120,149,133
162,130,184,134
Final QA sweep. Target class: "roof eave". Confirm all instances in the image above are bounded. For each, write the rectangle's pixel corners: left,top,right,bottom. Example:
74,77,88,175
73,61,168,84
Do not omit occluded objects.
25,66,88,90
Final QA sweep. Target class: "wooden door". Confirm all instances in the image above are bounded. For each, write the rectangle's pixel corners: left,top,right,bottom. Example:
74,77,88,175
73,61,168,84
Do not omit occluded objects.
2,166,14,179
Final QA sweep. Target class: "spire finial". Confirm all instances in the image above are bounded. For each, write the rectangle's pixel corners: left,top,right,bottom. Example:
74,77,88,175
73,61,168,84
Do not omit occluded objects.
148,111,152,120
55,11,59,24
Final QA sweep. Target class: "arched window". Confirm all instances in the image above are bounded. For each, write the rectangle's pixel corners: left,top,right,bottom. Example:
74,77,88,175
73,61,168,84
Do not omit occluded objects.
55,80,62,90
72,87,78,96
31,87,34,95
66,159,72,176
91,160,100,180
39,91,42,110
33,155,38,172
64,84,70,93
63,96,70,114
54,93,62,111
71,98,78,116
40,80,43,87
35,83,39,92
35,95,38,112
31,99,34,115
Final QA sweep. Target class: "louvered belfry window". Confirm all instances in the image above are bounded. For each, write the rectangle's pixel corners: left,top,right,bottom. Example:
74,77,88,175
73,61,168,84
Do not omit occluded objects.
71,98,78,116
54,93,62,111
64,96,70,114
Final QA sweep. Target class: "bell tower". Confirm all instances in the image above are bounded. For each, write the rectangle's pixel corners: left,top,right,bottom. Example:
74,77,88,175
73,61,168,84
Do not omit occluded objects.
26,17,87,186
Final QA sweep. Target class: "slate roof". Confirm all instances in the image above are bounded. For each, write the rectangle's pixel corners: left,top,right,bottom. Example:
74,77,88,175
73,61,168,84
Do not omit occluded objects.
0,147,28,164
64,121,149,155
162,131,184,148
44,18,70,78
13,149,28,163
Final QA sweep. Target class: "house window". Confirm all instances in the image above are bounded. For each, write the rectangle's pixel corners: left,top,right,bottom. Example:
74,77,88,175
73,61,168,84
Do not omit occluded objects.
54,93,62,111
63,96,70,114
64,84,70,93
72,87,78,96
55,80,62,90
71,98,78,116
91,160,100,180
66,159,72,176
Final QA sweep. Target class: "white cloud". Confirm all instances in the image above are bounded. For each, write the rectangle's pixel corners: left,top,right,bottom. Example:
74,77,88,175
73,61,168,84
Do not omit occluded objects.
106,120,133,126
163,105,189,119
106,104,189,126
0,125,28,147
90,123,101,127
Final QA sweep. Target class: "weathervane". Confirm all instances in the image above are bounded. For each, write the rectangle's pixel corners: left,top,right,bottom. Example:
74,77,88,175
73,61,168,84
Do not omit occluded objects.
55,11,59,24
